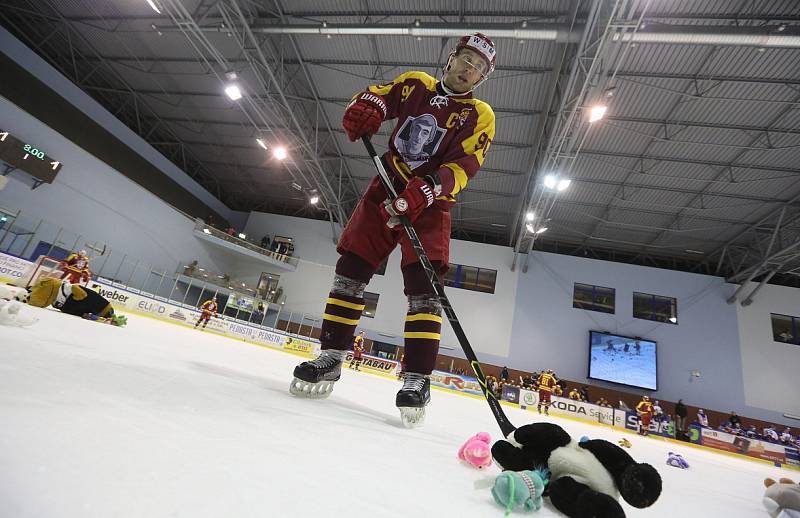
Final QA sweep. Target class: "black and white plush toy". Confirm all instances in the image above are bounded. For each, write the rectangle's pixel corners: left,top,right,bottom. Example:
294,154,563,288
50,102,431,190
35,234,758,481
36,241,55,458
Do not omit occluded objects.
492,422,662,518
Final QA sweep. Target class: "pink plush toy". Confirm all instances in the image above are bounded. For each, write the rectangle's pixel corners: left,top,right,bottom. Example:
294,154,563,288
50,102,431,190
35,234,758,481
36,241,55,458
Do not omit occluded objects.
458,432,493,469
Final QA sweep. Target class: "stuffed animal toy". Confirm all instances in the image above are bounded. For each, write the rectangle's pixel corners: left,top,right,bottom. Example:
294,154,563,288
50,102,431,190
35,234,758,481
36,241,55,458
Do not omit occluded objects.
618,438,632,449
459,432,493,469
492,422,662,518
17,277,124,326
0,299,38,327
666,452,689,469
763,478,800,518
475,469,549,515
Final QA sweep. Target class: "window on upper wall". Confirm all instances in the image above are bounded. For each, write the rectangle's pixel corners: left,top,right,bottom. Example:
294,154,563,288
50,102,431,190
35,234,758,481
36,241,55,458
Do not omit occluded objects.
633,292,678,324
771,313,800,345
443,263,497,294
573,283,615,314
362,292,379,319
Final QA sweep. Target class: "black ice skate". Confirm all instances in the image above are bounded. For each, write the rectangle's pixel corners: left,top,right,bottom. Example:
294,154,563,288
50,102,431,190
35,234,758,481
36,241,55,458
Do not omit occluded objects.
289,350,344,399
396,373,431,428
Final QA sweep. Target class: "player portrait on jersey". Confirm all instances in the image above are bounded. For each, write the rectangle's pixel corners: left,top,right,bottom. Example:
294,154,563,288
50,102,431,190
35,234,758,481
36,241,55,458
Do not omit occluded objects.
290,32,497,427
394,113,446,169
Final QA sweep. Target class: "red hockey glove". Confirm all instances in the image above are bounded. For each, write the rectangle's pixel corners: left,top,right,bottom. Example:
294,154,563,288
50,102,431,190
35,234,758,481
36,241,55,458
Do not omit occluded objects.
342,91,387,141
380,176,440,229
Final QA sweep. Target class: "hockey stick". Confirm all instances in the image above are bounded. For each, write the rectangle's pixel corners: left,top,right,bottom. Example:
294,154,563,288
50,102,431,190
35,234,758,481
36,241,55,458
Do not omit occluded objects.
362,136,516,437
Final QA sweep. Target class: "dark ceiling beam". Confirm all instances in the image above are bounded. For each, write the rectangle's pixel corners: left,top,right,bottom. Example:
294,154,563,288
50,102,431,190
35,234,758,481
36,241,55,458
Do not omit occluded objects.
574,177,789,204
82,86,540,116
70,55,552,74
606,115,800,136
556,198,749,226
86,55,800,86
580,149,800,176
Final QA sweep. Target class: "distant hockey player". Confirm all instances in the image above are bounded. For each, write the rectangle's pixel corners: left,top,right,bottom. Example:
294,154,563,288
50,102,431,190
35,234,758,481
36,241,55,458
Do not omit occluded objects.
195,297,218,329
636,395,654,436
60,250,91,284
634,340,642,355
349,331,365,371
536,369,559,415
289,33,497,428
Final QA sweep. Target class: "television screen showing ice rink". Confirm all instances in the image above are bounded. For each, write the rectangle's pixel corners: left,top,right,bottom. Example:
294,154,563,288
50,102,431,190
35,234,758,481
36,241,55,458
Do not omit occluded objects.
588,331,657,390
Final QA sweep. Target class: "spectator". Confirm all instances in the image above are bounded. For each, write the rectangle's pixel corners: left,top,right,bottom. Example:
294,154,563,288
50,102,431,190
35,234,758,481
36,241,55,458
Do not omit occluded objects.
568,387,581,400
697,409,709,427
746,425,759,439
226,226,236,236
763,426,779,442
184,260,198,276
652,400,664,423
500,366,509,383
579,386,589,402
674,399,687,434
729,412,741,428
251,301,265,324
781,427,794,444
260,235,270,249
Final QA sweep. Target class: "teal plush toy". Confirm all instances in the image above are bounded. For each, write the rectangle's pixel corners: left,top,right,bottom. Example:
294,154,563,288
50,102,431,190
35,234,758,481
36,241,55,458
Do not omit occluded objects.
478,468,549,515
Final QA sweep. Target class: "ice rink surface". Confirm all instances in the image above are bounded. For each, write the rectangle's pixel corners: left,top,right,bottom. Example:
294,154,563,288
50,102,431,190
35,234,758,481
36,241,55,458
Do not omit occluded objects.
0,307,792,518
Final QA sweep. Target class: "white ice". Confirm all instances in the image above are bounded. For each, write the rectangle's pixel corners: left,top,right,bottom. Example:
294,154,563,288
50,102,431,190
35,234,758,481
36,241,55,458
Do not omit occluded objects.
0,306,791,518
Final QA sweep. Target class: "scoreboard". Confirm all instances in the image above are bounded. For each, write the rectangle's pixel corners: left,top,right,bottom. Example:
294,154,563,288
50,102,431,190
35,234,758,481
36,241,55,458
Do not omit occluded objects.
0,129,62,184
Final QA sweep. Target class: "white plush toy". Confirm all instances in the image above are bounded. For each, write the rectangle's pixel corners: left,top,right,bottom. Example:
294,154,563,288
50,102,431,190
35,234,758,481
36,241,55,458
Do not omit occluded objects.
0,285,38,327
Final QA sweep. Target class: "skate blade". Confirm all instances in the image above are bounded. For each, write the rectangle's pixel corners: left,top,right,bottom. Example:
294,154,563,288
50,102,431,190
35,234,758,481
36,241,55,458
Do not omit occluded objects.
399,407,426,428
289,377,335,399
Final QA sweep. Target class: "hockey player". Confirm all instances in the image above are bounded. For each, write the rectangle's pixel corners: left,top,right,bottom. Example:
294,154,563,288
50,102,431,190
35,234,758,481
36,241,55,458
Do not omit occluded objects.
60,250,91,284
195,297,218,329
636,396,654,436
289,33,497,427
349,331,365,371
536,369,559,415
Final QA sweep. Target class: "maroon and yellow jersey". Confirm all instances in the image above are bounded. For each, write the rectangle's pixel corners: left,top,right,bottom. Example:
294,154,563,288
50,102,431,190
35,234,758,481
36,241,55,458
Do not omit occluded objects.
366,71,495,203
200,300,217,314
62,253,90,273
636,400,654,414
353,335,364,349
536,372,559,392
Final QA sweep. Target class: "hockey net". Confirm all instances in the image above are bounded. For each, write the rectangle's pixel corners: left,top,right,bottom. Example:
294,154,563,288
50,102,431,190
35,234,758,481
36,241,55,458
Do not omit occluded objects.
20,255,65,288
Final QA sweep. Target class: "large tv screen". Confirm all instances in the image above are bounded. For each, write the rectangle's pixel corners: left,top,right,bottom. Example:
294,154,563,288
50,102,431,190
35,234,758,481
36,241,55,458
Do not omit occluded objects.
588,331,657,390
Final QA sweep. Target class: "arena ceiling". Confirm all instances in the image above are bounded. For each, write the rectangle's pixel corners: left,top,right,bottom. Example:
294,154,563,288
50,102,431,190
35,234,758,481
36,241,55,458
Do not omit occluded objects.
2,0,800,290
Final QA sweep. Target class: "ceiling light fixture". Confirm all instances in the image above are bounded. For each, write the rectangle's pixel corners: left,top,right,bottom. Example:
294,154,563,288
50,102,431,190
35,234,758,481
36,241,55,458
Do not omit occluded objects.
588,104,607,123
146,0,161,14
526,211,535,222
535,227,548,234
543,174,558,190
224,84,242,101
273,147,287,160
556,178,571,192
309,195,319,205
256,138,268,150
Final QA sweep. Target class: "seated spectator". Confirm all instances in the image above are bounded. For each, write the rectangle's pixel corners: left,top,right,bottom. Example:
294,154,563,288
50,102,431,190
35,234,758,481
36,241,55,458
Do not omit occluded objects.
746,425,759,439
781,427,795,444
595,397,612,408
697,409,709,427
728,411,741,428
260,235,270,249
763,426,779,442
579,386,589,402
568,387,581,400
